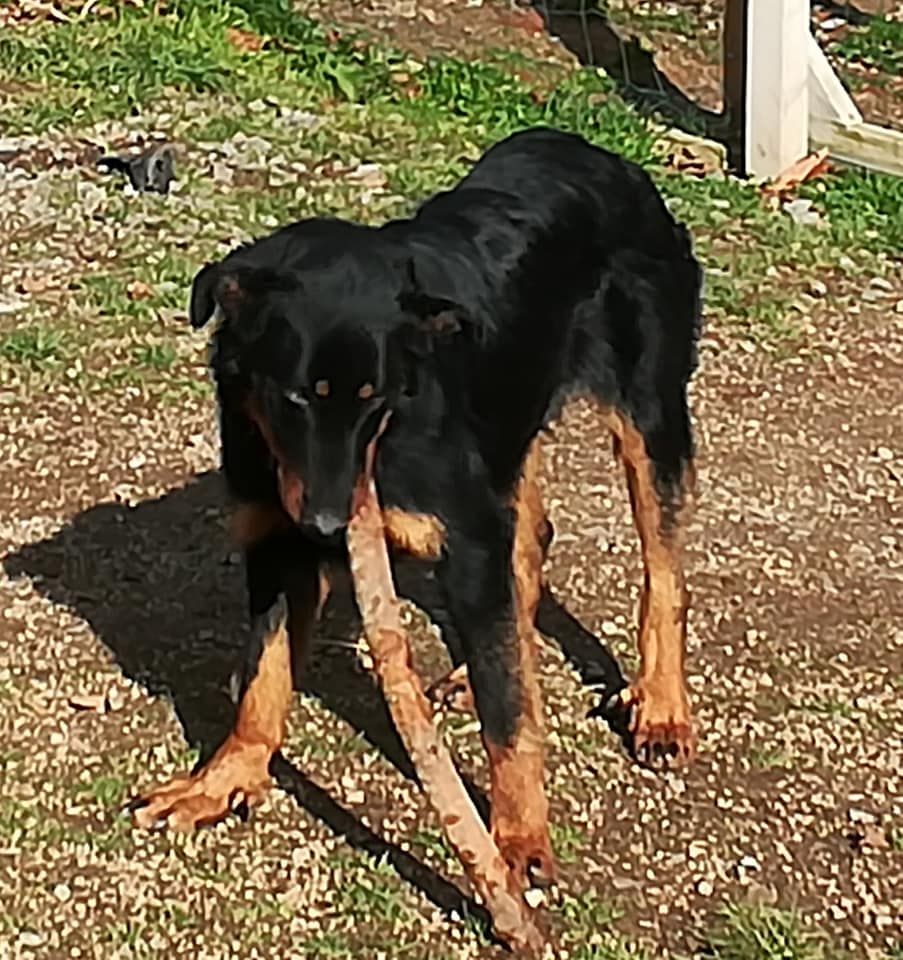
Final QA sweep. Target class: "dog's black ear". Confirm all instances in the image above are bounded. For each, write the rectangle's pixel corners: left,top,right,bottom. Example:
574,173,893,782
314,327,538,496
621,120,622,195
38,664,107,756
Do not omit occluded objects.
188,261,221,328
396,258,466,337
189,263,292,331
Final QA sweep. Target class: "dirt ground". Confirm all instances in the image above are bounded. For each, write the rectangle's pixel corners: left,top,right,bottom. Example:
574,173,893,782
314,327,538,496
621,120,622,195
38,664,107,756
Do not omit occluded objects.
2,260,901,959
0,2,902,959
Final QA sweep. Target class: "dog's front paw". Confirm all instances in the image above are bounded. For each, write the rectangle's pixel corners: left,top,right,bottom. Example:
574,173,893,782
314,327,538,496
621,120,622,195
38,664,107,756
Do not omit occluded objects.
130,738,272,831
622,680,696,767
495,827,557,893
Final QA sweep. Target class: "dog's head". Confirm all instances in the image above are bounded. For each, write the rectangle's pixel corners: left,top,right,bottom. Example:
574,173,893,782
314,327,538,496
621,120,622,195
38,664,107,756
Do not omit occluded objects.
189,248,465,540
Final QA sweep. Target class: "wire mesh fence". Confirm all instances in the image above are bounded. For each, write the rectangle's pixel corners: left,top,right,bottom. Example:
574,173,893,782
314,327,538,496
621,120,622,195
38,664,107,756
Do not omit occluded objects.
526,0,902,130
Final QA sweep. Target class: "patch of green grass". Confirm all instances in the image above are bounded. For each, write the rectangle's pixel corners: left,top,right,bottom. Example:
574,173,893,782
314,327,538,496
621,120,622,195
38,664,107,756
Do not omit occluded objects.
795,697,855,720
134,343,178,371
229,895,294,925
560,891,647,958
411,827,450,861
834,16,903,74
551,822,587,865
748,747,792,771
104,920,155,956
705,904,843,960
336,855,412,926
802,169,903,258
561,890,623,931
615,5,700,39
161,903,197,931
0,328,66,370
0,749,25,770
0,794,134,853
75,773,129,808
889,826,903,853
302,933,357,959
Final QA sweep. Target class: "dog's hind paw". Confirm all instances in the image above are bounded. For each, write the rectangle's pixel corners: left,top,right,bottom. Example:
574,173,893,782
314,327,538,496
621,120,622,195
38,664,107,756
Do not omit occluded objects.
130,738,272,832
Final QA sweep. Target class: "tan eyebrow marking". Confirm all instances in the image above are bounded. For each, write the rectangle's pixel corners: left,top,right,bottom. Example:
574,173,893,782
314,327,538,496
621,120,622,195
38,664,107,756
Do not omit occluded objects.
314,379,330,398
358,382,375,400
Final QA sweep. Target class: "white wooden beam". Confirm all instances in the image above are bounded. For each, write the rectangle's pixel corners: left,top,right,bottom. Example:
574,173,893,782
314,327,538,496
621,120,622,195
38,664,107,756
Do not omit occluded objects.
807,33,903,176
807,33,862,126
810,118,903,176
744,0,810,178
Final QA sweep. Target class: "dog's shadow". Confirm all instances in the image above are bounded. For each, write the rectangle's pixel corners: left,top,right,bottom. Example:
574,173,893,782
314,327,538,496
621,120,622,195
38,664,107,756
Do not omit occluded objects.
4,471,627,926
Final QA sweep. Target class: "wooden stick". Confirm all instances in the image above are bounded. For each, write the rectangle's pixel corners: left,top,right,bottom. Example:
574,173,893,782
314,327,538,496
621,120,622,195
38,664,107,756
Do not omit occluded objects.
346,479,543,955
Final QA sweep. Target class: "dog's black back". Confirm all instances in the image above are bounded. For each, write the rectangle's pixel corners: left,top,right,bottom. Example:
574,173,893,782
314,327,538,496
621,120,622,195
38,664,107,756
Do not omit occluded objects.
389,127,700,494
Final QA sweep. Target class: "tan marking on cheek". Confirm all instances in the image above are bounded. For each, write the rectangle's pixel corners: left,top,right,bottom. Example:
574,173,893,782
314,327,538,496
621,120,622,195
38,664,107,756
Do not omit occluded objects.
243,397,305,524
358,382,375,400
314,379,330,398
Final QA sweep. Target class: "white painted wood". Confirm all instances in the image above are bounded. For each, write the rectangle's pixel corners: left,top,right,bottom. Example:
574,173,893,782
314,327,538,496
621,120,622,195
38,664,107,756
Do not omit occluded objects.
807,33,862,125
807,31,903,175
810,118,903,176
745,0,810,177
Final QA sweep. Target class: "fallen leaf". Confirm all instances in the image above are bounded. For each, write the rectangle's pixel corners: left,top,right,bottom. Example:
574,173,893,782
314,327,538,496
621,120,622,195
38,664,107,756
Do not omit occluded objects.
763,148,830,200
658,130,725,178
665,145,716,177
17,273,51,295
346,163,386,189
861,825,889,849
127,279,154,301
226,27,263,53
68,692,108,713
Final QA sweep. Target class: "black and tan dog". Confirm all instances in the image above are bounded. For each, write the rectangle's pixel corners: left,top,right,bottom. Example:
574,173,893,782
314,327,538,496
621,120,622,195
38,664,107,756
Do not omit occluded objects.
132,127,702,891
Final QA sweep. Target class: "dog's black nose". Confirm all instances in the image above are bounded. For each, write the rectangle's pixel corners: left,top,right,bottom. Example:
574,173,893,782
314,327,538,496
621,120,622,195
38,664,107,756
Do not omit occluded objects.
309,510,345,538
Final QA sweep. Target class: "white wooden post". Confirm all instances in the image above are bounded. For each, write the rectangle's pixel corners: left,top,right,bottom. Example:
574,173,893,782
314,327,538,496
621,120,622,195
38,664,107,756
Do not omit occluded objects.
724,0,903,178
744,0,810,177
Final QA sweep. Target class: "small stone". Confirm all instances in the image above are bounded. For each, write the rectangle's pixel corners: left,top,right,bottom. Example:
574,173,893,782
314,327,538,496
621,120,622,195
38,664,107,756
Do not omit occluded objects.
875,446,893,462
688,841,707,861
696,879,714,896
523,887,545,909
127,452,146,470
211,161,234,185
53,883,71,902
611,876,640,891
18,931,44,947
806,279,827,297
849,808,878,825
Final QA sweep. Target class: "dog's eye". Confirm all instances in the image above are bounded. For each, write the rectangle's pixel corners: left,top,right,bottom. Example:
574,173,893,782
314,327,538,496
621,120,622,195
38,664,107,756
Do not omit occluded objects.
284,389,309,408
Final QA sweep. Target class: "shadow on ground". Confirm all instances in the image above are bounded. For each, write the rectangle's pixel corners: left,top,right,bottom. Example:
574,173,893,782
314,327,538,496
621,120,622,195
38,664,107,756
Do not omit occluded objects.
4,471,628,924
